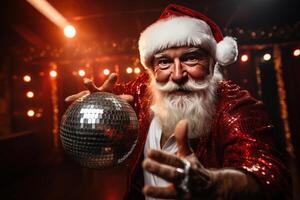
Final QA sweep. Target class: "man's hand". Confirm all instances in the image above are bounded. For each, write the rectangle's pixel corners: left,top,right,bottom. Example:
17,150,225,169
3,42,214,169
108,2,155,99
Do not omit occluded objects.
64,73,133,103
142,120,263,199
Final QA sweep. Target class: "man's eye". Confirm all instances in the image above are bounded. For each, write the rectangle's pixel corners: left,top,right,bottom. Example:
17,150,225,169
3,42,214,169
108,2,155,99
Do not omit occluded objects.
156,59,172,69
158,59,171,65
181,53,201,64
185,55,198,62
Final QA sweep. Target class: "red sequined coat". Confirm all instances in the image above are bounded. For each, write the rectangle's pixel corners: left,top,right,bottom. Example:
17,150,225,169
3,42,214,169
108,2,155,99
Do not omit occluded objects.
113,73,291,199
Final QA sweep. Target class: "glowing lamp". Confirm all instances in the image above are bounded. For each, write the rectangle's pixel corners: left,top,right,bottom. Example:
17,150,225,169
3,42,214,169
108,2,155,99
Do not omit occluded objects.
50,70,57,78
241,54,249,63
103,69,110,76
134,67,141,74
78,69,86,77
27,109,35,117
263,53,271,61
64,25,76,38
293,49,300,57
126,67,133,74
26,91,34,98
23,75,31,82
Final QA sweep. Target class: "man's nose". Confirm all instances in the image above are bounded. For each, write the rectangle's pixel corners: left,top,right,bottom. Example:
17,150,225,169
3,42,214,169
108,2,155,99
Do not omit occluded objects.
171,59,187,84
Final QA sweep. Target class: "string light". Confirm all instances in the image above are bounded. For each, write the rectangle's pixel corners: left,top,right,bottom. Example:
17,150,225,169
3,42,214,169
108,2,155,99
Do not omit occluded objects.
103,69,110,75
241,54,249,63
126,67,133,74
26,91,34,98
78,69,86,77
134,67,141,74
273,45,294,157
50,70,57,78
23,75,31,82
27,109,35,117
263,53,271,61
293,49,300,57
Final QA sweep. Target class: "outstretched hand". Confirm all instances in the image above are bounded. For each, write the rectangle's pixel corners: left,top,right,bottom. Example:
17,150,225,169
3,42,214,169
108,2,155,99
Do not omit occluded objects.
142,120,263,199
64,73,133,103
142,120,213,199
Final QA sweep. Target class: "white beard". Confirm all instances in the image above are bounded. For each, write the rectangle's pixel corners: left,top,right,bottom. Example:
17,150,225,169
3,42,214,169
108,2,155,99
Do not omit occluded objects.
150,64,223,139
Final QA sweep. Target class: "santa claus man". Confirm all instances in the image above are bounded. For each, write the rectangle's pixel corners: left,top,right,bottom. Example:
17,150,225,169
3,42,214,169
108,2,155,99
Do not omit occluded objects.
66,4,291,200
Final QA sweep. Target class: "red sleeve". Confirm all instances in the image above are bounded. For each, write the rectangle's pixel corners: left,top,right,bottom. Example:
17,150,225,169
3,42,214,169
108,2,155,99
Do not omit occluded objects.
218,81,291,199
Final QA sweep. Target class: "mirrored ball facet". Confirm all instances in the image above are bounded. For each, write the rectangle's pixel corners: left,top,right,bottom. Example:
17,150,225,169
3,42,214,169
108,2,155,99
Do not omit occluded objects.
60,92,138,168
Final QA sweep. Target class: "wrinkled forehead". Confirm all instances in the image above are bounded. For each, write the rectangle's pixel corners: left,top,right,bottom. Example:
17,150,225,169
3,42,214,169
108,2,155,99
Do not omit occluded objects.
153,46,209,59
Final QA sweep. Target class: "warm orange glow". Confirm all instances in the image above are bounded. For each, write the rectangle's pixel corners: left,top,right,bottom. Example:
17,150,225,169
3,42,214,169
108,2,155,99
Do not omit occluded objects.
78,69,86,77
103,69,110,75
50,70,57,77
26,0,68,29
241,54,249,63
26,91,34,98
64,25,76,38
23,75,31,82
126,67,133,74
134,67,141,74
263,53,271,61
293,49,300,57
27,109,35,117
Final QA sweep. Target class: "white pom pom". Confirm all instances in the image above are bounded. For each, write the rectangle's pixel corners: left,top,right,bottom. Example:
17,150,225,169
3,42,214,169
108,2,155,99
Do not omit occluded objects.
215,36,238,66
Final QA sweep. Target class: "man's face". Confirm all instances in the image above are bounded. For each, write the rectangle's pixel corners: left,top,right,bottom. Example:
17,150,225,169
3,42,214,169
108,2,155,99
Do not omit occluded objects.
152,46,211,91
150,46,217,138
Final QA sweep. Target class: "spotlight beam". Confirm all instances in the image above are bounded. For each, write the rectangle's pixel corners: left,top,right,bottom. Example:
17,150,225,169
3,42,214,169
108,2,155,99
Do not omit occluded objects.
26,0,68,29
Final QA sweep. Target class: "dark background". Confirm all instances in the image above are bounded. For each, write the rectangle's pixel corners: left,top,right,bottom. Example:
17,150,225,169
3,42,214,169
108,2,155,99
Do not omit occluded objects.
0,0,299,199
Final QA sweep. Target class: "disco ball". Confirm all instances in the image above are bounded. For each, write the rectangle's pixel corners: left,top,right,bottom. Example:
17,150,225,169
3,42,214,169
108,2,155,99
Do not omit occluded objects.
60,92,138,168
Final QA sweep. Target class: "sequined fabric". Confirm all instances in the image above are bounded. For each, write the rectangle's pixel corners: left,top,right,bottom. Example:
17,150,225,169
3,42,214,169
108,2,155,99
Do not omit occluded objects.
113,73,291,199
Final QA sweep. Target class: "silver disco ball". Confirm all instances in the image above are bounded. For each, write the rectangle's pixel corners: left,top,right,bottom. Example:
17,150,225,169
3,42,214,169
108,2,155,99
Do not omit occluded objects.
60,92,138,168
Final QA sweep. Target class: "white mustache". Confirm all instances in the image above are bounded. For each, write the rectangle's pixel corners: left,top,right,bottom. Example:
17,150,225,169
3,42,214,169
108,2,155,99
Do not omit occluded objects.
154,78,210,93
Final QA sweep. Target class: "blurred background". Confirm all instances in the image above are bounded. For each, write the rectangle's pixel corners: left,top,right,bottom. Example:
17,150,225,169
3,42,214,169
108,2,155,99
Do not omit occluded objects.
0,0,299,199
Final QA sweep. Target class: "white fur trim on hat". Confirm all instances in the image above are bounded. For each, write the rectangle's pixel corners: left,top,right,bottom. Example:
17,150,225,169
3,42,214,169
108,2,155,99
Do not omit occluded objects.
138,16,238,68
215,36,238,66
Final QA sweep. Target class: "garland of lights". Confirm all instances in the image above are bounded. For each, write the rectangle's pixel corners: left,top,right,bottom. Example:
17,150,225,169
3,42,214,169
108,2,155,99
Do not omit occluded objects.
254,58,263,98
50,63,59,148
273,45,295,157
12,21,299,62
241,43,296,157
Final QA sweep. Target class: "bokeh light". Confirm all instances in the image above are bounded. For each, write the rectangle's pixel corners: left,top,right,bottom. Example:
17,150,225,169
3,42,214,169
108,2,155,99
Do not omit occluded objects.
241,54,249,63
26,91,34,98
134,67,141,74
293,49,300,57
27,109,35,117
103,69,110,76
50,70,57,78
126,67,133,74
263,53,271,61
78,69,86,77
23,75,31,82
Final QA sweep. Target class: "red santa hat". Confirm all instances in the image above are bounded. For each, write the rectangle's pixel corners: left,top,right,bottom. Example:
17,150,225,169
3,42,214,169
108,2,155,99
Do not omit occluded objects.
138,4,238,68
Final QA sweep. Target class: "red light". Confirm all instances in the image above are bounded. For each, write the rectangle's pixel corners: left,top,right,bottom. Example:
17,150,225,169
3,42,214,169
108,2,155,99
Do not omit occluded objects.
23,75,31,82
126,67,133,74
134,67,141,74
240,54,249,63
78,69,86,77
27,110,35,117
50,70,57,78
293,49,300,57
103,69,110,75
26,91,34,98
